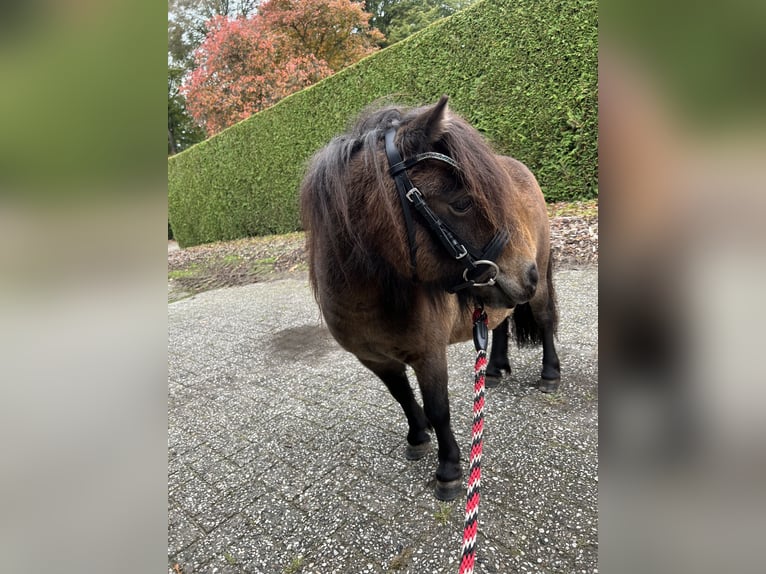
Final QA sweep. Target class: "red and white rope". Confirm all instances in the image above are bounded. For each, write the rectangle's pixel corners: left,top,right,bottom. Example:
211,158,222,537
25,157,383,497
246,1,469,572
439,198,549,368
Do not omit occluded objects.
458,310,488,574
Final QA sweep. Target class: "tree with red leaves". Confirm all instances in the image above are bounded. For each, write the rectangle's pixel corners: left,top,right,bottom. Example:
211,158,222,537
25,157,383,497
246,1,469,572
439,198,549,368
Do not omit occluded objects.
182,0,383,135
259,0,384,71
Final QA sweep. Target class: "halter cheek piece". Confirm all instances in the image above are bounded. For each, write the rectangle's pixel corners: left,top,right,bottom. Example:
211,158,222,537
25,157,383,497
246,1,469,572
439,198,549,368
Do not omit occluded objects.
384,127,509,292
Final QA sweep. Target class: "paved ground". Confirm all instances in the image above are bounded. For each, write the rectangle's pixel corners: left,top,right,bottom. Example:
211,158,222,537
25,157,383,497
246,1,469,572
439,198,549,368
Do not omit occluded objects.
168,268,598,573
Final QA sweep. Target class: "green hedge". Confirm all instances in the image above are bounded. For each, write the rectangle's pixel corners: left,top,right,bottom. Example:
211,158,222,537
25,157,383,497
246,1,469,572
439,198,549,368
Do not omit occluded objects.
169,0,597,247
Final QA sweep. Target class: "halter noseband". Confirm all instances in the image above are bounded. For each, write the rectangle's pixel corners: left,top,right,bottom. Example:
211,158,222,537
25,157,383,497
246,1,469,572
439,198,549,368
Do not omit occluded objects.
384,127,508,292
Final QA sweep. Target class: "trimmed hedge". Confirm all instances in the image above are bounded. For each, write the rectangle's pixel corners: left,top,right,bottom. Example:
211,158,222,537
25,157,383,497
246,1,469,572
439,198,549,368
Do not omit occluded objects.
169,0,597,247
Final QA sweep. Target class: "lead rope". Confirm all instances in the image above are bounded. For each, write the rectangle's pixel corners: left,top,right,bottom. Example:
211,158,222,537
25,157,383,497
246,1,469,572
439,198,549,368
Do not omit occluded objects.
459,306,489,574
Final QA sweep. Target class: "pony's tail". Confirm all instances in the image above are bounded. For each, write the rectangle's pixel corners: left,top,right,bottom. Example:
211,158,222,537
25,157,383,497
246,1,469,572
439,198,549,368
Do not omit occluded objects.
511,302,543,347
512,256,558,347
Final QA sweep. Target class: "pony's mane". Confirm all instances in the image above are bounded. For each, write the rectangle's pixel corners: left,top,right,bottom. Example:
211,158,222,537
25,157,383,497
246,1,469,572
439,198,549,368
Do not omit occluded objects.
300,101,512,296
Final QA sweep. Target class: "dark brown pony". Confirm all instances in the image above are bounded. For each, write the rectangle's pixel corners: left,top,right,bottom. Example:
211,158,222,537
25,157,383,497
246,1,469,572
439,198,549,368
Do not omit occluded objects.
300,96,560,500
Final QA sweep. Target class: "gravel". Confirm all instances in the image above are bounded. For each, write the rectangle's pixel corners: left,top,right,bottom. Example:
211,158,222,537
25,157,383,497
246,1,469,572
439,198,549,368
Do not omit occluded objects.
168,267,598,573
168,200,599,573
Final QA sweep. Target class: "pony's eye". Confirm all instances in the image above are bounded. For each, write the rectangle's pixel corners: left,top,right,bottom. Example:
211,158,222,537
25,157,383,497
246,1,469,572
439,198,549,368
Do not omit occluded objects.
450,197,473,213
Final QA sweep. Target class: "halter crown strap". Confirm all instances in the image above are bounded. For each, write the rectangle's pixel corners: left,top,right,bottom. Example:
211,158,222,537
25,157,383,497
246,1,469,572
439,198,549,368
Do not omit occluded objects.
384,128,419,274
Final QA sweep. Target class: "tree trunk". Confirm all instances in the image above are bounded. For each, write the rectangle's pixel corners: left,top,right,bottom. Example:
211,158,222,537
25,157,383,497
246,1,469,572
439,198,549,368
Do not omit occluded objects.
168,126,178,156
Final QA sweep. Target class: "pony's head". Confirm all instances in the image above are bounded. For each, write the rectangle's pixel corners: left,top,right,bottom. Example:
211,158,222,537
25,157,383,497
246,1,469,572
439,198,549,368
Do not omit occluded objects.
301,96,543,308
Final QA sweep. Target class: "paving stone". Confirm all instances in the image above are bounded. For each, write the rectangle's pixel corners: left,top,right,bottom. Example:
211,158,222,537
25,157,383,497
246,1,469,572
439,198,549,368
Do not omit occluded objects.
168,270,598,572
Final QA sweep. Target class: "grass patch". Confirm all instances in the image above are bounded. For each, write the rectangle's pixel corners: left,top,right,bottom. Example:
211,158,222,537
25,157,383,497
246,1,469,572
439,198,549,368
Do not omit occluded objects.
221,253,242,264
251,256,277,273
434,502,454,525
547,199,598,219
541,392,566,406
388,546,414,571
283,556,304,574
167,231,306,301
168,265,202,280
223,550,237,565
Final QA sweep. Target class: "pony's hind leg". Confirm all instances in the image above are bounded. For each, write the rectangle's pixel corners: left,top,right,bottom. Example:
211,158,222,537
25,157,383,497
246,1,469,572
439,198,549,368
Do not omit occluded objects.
359,359,432,460
536,313,561,393
512,299,560,392
487,317,512,387
512,258,561,393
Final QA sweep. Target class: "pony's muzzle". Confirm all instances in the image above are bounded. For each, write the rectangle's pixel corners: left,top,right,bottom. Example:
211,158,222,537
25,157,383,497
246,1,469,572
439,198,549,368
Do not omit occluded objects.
526,262,539,290
492,262,538,306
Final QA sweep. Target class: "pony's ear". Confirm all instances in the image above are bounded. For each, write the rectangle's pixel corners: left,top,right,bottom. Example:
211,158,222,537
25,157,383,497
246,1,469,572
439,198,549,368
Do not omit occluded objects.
410,95,451,143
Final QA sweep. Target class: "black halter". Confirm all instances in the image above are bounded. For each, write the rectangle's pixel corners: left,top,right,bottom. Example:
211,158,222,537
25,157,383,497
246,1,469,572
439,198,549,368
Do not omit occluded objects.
384,127,508,292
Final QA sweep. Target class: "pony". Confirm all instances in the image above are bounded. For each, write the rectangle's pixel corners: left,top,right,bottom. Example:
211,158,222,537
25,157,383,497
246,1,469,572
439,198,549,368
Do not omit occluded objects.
300,96,560,500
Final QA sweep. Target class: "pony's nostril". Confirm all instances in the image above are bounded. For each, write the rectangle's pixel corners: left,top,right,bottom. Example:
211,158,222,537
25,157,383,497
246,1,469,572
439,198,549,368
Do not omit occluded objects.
527,263,539,289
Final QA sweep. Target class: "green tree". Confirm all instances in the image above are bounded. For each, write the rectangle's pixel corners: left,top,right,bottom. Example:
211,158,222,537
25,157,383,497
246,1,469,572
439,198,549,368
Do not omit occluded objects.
169,1,262,65
168,0,261,153
364,0,473,45
168,67,205,155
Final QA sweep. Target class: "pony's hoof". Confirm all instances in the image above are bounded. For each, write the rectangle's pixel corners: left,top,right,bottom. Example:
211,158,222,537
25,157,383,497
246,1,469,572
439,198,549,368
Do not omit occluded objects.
485,374,503,388
538,378,560,393
405,440,432,461
435,478,463,501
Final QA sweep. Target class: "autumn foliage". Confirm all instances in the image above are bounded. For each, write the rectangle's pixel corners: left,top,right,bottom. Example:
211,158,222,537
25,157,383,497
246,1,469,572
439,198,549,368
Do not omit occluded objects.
259,0,384,70
182,0,383,135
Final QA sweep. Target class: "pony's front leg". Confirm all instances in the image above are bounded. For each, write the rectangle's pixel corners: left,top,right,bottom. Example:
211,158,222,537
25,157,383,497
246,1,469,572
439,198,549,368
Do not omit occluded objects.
359,359,432,460
412,352,462,501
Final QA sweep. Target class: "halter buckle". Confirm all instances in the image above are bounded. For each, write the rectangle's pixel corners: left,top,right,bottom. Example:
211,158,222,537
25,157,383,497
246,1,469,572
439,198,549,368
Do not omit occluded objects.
463,260,499,287
405,187,422,203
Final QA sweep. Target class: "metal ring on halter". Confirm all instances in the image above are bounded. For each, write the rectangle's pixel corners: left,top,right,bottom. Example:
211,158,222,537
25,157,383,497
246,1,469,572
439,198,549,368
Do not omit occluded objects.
463,260,499,287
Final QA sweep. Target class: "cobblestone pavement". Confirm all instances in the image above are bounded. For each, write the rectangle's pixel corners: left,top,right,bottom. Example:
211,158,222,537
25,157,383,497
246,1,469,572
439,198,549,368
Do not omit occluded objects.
168,268,598,573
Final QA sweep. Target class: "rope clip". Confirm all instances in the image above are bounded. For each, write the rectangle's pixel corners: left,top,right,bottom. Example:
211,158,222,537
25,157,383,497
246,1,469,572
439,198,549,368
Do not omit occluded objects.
472,306,488,352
